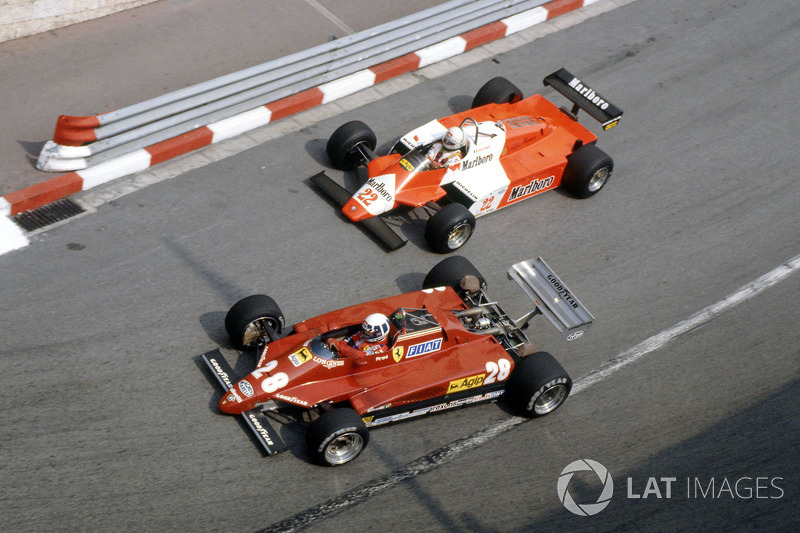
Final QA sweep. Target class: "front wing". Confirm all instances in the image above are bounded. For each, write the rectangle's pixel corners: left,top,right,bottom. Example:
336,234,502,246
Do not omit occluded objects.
201,350,288,455
310,171,407,251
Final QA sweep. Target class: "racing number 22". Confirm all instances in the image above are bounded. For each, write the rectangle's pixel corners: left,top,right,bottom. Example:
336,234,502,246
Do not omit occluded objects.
357,188,378,206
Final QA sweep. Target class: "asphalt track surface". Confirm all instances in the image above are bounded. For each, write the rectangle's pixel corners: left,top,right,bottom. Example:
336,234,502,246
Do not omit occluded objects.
2,0,799,531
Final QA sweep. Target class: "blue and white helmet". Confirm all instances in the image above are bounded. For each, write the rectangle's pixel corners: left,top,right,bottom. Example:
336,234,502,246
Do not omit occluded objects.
362,313,390,342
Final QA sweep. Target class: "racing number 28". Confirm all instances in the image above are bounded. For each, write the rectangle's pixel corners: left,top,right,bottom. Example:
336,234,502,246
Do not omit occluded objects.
485,358,511,384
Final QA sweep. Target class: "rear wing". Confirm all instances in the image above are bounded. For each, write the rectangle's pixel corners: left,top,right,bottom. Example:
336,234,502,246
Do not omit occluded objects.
543,68,623,130
508,257,594,341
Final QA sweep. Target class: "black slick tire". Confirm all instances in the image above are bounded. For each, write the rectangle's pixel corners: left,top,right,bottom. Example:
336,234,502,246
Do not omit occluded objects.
424,203,476,253
423,255,486,292
326,120,377,170
306,408,369,466
506,351,572,418
562,144,614,199
472,77,523,108
224,295,285,349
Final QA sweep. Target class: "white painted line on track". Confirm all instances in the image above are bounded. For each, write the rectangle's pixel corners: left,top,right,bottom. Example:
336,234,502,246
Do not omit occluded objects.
258,253,800,533
304,0,355,35
572,252,800,394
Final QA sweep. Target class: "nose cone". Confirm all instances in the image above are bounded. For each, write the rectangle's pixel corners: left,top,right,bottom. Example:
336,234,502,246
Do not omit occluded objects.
342,175,396,221
218,378,257,414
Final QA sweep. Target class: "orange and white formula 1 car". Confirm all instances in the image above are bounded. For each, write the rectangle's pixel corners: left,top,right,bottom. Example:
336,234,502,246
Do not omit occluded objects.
311,68,622,252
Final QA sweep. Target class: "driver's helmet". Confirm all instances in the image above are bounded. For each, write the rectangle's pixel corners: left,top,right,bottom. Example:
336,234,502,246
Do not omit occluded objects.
442,126,467,151
362,313,390,342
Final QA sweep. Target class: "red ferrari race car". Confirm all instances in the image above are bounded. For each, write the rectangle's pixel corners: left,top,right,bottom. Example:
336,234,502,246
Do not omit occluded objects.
201,256,594,466
311,68,622,253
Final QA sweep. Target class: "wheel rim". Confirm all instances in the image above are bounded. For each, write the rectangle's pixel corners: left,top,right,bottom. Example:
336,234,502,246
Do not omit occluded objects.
447,222,473,249
587,167,610,192
324,432,364,465
533,383,568,415
241,317,280,347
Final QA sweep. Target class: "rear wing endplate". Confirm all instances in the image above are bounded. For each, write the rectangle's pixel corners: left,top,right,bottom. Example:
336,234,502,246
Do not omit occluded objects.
201,351,288,455
543,68,623,130
508,258,594,341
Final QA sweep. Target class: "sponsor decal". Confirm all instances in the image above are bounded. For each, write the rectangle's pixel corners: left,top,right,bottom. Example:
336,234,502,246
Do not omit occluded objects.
407,338,443,358
568,77,611,110
448,373,486,394
460,153,493,171
367,403,392,413
289,347,313,367
367,391,503,426
399,159,414,171
508,175,555,201
314,356,345,369
362,416,374,423
366,178,394,203
392,346,404,362
566,330,585,341
209,358,235,390
239,380,255,398
375,354,389,361
453,180,480,201
246,412,275,447
275,393,309,407
547,274,580,309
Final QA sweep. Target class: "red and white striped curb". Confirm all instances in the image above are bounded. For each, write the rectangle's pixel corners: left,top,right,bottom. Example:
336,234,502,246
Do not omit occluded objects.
1,0,601,254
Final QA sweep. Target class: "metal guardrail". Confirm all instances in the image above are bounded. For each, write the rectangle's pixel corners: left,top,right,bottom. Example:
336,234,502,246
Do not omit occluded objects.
36,0,550,172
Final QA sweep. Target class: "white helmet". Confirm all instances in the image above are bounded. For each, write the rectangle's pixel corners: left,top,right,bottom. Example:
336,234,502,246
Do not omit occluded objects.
362,313,390,342
442,126,467,150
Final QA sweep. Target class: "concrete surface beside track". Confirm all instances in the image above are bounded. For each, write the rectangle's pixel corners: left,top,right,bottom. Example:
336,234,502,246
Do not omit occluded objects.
0,0,446,196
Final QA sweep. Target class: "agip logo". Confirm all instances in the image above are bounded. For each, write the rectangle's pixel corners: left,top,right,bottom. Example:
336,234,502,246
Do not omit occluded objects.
557,459,614,516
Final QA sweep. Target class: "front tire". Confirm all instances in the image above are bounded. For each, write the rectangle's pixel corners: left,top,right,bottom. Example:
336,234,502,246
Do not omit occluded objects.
306,408,369,466
562,144,614,199
224,295,285,349
472,77,523,108
424,203,476,253
506,352,572,418
326,120,377,170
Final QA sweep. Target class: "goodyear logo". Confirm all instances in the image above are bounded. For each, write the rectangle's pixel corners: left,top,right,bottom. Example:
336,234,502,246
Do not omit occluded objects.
289,347,313,367
448,373,485,393
407,338,442,358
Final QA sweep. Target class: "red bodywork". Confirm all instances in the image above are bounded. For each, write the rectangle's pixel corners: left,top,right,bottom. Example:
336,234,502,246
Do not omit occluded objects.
218,287,513,417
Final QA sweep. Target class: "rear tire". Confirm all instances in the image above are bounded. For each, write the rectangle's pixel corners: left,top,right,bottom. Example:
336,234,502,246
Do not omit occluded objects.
423,255,486,292
506,352,572,418
224,295,285,349
326,120,377,170
562,144,613,199
424,203,476,253
306,408,369,466
472,77,523,108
